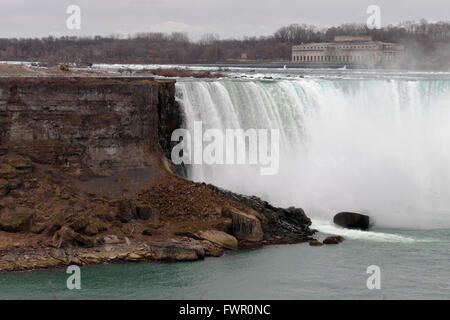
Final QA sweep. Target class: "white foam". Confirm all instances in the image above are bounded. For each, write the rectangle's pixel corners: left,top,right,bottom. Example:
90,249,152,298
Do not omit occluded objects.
311,219,418,243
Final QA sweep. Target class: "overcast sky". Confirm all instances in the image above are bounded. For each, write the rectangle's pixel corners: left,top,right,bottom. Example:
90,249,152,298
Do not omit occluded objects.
1,0,448,39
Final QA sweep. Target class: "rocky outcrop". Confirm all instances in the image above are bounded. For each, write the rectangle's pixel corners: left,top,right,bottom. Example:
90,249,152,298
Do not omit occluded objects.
0,240,206,272
197,230,238,250
222,206,264,242
215,189,315,244
333,212,370,230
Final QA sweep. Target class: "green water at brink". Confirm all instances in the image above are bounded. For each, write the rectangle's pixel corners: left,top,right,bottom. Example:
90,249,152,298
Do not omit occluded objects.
1,228,449,300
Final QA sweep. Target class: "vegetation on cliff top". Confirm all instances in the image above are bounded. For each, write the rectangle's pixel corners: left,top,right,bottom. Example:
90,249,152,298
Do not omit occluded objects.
0,20,449,69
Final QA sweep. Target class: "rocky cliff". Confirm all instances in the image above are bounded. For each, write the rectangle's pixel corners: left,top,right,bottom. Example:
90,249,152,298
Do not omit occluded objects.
0,76,314,271
0,77,184,197
1,78,177,175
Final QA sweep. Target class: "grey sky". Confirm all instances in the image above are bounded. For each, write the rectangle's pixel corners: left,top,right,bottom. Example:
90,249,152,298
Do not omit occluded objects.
0,0,448,39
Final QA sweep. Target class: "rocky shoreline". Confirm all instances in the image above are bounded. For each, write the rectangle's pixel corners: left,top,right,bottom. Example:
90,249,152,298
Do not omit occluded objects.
0,168,316,272
0,179,317,272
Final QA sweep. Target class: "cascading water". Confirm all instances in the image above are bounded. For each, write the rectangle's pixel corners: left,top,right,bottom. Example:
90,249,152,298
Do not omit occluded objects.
175,78,450,229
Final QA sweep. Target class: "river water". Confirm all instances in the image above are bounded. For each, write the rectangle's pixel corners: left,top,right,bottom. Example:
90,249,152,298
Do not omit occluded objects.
1,227,449,300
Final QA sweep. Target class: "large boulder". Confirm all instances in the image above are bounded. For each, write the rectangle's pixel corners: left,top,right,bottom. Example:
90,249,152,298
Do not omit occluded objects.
222,206,264,242
333,212,370,230
197,230,238,250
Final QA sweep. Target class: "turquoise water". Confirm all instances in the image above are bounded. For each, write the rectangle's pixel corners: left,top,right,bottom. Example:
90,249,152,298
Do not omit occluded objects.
1,227,448,300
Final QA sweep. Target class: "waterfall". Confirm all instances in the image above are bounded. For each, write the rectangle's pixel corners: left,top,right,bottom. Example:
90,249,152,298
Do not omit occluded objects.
175,78,450,229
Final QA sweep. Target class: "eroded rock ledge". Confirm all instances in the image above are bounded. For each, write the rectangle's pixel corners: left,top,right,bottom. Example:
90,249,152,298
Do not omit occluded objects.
0,76,314,272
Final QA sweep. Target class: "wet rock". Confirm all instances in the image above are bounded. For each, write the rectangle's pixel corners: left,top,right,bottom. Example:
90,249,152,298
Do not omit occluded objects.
309,240,323,246
145,242,204,261
323,236,345,245
222,206,263,242
215,189,314,243
197,230,238,250
0,207,34,232
278,207,312,230
333,212,370,230
201,240,225,257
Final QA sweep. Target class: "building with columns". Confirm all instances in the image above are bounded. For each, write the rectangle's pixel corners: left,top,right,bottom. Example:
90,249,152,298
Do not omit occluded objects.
292,35,404,67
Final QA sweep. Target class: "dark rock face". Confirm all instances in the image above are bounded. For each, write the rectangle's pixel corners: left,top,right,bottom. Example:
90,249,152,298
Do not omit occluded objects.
0,77,176,179
157,88,183,160
333,212,370,230
213,187,315,244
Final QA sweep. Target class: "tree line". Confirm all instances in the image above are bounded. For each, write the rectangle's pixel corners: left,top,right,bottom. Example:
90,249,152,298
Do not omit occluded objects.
0,20,449,69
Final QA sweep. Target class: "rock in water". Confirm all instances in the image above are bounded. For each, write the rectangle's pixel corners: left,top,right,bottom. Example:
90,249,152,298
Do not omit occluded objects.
333,212,370,230
323,236,345,245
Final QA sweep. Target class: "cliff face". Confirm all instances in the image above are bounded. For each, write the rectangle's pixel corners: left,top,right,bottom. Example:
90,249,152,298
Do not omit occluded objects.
0,77,179,179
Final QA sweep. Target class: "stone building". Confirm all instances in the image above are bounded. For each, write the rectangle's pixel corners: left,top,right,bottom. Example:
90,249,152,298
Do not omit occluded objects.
291,35,404,67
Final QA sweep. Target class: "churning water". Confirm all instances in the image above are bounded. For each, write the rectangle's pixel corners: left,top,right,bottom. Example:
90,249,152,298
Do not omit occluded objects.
176,78,450,230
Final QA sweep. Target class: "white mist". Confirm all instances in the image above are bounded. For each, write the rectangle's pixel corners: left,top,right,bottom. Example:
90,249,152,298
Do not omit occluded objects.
176,79,450,229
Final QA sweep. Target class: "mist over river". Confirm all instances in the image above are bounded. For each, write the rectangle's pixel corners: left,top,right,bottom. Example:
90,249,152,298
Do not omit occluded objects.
2,66,450,299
